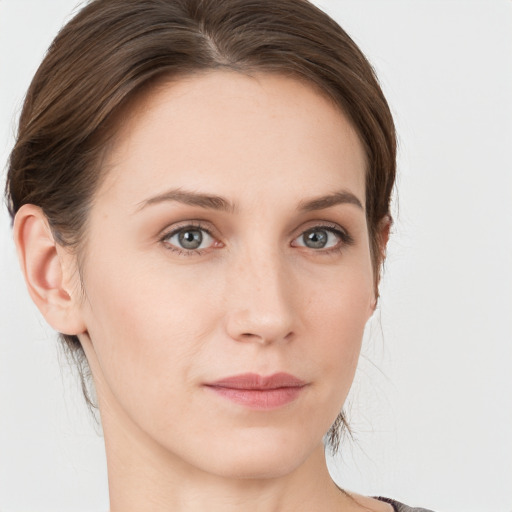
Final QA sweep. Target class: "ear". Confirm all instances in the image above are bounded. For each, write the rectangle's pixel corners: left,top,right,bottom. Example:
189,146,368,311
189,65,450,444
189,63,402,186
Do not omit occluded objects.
370,214,392,311
13,204,86,336
377,214,392,261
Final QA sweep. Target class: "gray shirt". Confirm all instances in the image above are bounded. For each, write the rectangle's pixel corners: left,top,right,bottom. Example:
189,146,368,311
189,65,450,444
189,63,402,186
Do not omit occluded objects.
375,497,436,512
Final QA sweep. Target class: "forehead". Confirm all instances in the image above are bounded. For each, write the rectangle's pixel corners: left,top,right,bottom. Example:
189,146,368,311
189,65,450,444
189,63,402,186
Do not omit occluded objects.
97,71,367,210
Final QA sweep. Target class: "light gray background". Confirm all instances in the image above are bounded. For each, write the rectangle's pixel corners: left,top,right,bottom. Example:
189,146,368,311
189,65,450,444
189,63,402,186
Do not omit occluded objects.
1,1,511,511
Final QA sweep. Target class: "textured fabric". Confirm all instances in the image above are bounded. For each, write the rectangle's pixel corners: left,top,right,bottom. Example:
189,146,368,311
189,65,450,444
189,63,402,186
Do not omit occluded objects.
375,496,436,512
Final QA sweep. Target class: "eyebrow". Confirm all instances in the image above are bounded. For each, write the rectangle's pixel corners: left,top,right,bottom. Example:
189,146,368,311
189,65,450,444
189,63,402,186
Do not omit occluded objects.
136,188,363,214
136,188,235,213
297,191,363,212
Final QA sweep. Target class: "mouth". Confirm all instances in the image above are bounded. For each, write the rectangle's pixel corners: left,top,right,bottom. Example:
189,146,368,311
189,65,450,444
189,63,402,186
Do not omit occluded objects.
203,372,308,410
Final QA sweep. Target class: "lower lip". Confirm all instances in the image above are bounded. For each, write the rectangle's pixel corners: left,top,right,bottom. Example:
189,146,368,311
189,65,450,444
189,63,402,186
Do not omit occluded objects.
205,386,305,410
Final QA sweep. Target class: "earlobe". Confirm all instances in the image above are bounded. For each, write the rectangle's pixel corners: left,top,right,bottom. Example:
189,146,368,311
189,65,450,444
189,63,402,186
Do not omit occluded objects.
13,204,86,336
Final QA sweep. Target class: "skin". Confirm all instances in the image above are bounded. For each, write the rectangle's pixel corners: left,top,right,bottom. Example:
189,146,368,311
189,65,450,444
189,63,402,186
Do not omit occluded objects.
14,71,391,512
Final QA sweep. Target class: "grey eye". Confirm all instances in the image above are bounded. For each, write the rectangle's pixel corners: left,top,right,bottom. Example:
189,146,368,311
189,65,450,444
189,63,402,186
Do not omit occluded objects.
292,227,344,250
164,227,215,252
178,229,203,249
302,229,329,249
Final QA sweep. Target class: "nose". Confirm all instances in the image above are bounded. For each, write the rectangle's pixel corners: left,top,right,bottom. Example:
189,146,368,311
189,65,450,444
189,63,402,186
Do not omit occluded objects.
223,249,297,345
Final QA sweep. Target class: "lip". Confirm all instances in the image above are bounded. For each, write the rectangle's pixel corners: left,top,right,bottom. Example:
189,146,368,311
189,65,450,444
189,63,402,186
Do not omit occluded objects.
204,372,307,410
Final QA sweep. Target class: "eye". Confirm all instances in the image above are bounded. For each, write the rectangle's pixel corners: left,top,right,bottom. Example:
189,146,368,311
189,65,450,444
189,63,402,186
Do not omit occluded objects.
292,225,350,251
161,225,218,253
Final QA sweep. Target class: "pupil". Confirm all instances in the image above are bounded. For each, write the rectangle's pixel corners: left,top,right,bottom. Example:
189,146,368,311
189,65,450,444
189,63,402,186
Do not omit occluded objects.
304,230,327,249
179,230,203,249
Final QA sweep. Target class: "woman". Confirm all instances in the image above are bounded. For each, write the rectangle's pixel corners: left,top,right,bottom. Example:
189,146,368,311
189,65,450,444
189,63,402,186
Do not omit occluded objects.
5,0,433,511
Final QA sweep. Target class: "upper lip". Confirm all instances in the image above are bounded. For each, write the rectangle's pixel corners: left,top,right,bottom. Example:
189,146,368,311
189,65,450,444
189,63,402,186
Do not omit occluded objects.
205,372,306,390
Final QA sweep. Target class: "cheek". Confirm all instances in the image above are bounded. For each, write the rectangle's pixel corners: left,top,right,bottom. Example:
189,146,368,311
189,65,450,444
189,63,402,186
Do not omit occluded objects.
80,253,219,411
302,262,374,383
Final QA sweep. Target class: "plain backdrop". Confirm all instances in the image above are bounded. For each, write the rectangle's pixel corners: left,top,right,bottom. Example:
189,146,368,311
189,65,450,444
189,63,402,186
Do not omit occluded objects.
1,1,511,511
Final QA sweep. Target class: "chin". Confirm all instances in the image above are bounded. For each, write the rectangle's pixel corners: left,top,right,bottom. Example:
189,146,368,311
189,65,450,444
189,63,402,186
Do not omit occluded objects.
206,451,307,481
187,427,320,481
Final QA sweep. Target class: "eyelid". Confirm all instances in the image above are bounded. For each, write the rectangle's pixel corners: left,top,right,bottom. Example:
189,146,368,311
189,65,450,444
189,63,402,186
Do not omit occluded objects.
159,220,213,238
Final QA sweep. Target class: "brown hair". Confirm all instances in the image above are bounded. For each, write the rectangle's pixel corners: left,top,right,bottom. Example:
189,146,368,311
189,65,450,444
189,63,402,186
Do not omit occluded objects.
5,0,396,449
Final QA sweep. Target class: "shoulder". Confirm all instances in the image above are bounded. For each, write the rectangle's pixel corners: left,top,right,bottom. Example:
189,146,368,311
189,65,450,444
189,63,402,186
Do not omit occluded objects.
374,496,436,512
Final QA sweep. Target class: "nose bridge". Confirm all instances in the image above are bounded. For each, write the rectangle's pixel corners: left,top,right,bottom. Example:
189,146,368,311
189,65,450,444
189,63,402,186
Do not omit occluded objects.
224,243,296,344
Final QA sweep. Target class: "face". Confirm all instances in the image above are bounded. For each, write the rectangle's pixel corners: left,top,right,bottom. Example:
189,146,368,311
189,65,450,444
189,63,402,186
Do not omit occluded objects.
76,71,375,479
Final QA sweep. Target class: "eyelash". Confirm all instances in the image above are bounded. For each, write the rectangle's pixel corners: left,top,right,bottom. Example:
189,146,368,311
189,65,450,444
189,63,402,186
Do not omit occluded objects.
159,221,354,256
159,221,219,256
